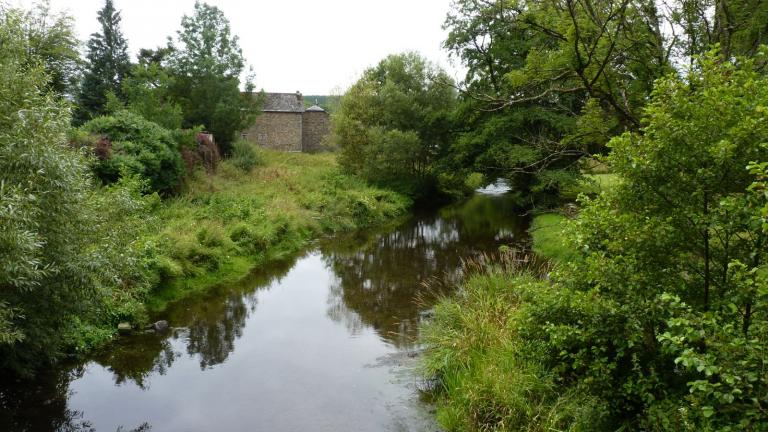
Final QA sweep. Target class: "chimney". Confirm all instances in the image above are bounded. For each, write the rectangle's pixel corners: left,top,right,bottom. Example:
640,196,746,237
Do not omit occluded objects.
296,91,303,102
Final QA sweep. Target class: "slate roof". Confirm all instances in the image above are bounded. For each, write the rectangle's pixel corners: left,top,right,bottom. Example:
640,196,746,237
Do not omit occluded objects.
305,105,326,112
262,92,305,113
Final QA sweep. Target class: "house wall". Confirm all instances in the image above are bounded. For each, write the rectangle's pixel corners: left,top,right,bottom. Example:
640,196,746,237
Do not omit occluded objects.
301,111,330,152
243,112,303,151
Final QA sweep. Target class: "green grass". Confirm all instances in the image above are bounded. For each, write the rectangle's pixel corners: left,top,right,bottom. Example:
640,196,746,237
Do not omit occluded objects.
562,173,620,200
533,171,620,263
419,167,620,431
529,213,577,263
421,268,605,431
144,150,410,311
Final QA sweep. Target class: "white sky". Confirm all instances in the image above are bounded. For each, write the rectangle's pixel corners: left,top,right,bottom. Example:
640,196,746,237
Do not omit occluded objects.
14,0,463,94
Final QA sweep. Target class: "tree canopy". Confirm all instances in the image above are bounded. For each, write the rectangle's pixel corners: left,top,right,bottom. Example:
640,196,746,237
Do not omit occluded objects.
74,0,131,124
166,1,257,154
334,52,457,198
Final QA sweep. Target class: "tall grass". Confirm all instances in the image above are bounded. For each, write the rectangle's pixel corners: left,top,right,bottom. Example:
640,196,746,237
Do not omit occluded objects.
145,150,410,310
420,250,606,431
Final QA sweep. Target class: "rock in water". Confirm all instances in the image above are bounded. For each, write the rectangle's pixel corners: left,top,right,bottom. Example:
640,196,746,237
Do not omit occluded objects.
153,320,169,332
117,322,132,335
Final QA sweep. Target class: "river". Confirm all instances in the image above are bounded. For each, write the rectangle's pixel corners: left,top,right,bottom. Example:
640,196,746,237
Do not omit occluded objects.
1,189,528,432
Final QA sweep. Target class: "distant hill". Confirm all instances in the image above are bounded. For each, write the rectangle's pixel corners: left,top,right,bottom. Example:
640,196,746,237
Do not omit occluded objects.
303,95,341,114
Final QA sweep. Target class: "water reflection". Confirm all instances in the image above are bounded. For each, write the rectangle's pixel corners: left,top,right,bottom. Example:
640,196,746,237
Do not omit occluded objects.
0,193,527,431
322,193,528,348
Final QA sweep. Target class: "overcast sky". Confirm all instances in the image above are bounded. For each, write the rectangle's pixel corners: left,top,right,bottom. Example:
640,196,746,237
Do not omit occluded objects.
14,0,462,94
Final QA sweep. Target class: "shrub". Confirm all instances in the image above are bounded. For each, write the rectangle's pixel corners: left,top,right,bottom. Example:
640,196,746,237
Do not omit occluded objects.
82,110,185,194
0,13,155,374
230,139,261,172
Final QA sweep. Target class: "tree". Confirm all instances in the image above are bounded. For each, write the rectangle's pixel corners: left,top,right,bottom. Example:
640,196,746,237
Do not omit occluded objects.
0,7,151,375
122,47,183,130
334,52,457,198
74,0,131,124
166,1,257,154
13,0,82,97
440,0,674,196
544,50,768,428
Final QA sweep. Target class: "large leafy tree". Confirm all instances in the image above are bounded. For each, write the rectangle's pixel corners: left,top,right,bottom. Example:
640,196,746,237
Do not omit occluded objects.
166,1,257,154
74,0,131,124
334,52,457,198
441,0,673,196
544,50,768,428
122,47,184,130
443,0,768,198
0,7,151,375
14,0,81,97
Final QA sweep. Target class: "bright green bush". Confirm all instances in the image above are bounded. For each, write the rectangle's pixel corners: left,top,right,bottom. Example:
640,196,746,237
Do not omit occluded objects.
334,52,456,199
83,110,185,194
230,139,262,172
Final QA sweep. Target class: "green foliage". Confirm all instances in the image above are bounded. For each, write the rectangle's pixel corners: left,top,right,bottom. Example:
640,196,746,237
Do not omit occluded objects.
333,52,456,199
545,50,768,429
74,0,131,124
145,151,409,309
82,110,185,194
438,0,673,196
230,138,262,172
8,1,81,97
423,51,768,430
123,49,184,130
0,13,153,374
166,1,258,154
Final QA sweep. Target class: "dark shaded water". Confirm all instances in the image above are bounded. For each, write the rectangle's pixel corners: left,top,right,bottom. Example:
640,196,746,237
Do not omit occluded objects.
1,192,528,432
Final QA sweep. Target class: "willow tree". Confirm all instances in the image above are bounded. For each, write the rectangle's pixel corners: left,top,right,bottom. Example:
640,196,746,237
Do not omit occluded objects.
1,5,152,376
334,52,456,199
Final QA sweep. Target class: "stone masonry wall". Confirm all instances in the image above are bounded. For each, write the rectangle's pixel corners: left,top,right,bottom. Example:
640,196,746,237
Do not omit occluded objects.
243,112,303,151
301,111,330,152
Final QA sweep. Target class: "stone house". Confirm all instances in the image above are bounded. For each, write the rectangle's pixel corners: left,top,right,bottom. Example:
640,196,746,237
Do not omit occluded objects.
242,92,330,152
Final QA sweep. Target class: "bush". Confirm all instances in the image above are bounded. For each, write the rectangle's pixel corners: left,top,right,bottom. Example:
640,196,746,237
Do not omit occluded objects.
334,52,456,199
82,110,185,194
230,139,261,172
422,50,768,431
0,11,160,374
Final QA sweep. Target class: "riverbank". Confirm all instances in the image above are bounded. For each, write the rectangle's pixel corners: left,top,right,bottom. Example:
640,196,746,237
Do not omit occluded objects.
418,174,615,431
419,214,591,431
2,184,521,432
144,150,410,311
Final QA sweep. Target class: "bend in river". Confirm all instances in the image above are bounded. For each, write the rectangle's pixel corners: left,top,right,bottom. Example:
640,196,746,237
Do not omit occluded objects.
1,191,529,432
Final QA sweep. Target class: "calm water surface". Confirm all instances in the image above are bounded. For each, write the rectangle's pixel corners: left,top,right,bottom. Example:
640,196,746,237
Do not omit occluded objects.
1,192,527,432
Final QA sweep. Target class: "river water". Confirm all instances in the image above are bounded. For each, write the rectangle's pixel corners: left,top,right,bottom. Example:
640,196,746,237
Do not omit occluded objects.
1,191,527,432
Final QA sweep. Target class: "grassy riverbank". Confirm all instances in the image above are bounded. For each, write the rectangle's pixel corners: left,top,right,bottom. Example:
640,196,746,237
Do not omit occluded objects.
419,174,612,431
145,150,410,311
420,253,605,431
